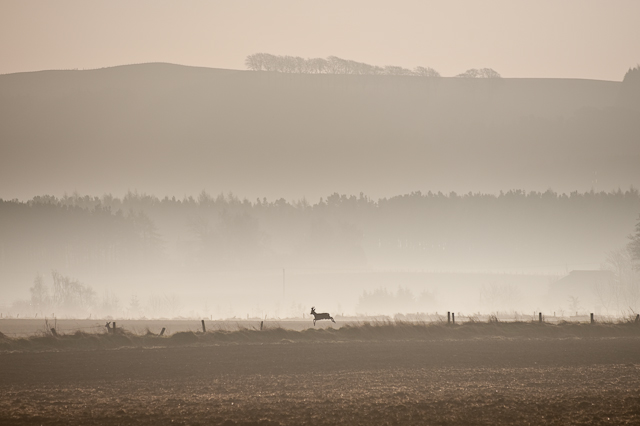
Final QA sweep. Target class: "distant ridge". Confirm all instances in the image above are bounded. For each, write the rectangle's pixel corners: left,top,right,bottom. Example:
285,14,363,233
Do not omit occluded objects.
0,62,637,201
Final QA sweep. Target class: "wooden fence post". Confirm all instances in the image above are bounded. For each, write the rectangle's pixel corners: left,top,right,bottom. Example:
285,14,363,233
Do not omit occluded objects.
539,313,542,323
260,321,264,331
447,312,451,324
452,313,455,324
113,322,116,332
201,320,206,333
590,313,594,324
160,327,166,336
636,314,639,323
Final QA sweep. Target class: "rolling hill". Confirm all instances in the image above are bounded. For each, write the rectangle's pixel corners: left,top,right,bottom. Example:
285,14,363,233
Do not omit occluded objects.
1,63,638,201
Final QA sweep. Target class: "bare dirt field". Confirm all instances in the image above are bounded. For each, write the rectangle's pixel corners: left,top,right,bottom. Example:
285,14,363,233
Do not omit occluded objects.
2,334,640,425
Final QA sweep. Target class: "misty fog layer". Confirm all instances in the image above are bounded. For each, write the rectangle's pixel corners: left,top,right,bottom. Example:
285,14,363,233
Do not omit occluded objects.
1,63,639,201
2,190,639,318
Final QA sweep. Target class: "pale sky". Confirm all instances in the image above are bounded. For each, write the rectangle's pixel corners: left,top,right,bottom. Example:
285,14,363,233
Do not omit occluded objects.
1,0,639,80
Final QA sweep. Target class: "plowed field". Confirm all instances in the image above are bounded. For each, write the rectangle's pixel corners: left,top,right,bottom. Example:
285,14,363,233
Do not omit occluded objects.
1,338,640,425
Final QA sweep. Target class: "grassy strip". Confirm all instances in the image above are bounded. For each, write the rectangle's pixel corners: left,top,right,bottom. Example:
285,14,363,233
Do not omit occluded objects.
1,320,640,352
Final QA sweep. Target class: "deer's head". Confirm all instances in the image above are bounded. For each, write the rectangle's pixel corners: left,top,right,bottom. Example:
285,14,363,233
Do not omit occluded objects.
310,307,316,315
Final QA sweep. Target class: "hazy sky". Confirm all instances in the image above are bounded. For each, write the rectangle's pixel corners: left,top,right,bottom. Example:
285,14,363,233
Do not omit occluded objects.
1,0,639,80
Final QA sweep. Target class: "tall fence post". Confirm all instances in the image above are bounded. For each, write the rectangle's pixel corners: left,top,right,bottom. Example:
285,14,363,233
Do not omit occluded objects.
447,312,451,324
113,321,116,332
201,320,206,333
160,327,166,336
590,313,594,324
452,313,455,324
539,313,542,323
260,321,264,331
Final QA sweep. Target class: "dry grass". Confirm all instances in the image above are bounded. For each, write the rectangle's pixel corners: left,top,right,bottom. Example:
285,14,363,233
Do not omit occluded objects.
1,319,639,352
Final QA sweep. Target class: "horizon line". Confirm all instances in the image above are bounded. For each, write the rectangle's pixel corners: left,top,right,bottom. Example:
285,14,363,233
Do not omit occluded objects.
0,62,624,83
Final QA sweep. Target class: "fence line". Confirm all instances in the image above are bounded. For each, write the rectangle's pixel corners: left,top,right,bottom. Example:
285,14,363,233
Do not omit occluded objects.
2,313,638,338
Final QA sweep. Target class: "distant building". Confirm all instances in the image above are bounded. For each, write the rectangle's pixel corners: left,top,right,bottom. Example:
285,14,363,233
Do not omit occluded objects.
550,270,614,311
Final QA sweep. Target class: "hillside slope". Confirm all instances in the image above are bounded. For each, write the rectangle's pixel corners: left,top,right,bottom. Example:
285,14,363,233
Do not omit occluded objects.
1,63,638,200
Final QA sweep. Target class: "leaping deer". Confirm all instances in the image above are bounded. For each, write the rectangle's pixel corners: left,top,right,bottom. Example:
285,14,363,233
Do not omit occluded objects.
310,307,335,326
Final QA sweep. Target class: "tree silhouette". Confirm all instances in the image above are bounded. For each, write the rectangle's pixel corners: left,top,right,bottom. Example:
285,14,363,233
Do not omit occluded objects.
456,68,501,78
620,65,640,109
2,188,640,279
29,274,50,313
414,66,441,77
630,214,640,269
307,57,328,74
51,271,96,315
383,65,414,76
244,53,440,77
622,65,640,85
244,54,260,71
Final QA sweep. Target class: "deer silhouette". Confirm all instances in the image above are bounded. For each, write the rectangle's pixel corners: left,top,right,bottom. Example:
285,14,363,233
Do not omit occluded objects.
310,307,335,326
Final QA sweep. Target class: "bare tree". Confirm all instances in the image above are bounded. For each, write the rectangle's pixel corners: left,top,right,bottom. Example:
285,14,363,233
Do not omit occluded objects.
244,54,261,71
128,294,142,318
51,271,96,316
383,65,414,76
629,214,640,269
414,66,441,77
457,69,480,78
280,55,297,73
456,68,501,78
327,56,348,74
29,274,50,314
244,53,440,77
479,68,501,78
599,248,640,313
261,53,279,71
307,57,327,74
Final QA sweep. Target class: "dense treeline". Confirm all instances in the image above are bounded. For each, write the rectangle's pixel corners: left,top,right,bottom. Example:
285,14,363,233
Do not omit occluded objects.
1,189,638,279
244,53,500,78
0,196,161,276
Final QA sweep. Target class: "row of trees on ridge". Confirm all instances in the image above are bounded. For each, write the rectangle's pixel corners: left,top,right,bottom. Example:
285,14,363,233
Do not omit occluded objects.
245,53,500,78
